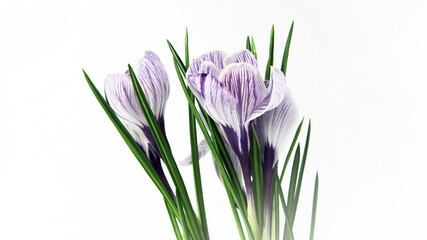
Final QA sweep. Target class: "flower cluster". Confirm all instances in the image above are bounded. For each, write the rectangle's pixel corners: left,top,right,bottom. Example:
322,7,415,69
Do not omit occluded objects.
84,27,318,240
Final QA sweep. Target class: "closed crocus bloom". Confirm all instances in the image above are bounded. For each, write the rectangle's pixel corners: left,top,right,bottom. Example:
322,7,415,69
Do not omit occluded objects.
104,51,173,197
186,49,287,233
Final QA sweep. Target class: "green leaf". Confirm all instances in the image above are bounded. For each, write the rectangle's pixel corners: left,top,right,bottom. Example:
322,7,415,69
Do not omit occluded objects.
284,144,300,240
280,118,304,183
128,65,203,240
281,21,294,76
250,127,263,229
167,40,188,74
185,28,190,68
226,188,246,240
274,172,280,240
83,70,178,216
165,199,183,240
250,36,257,60
246,36,251,51
291,120,311,225
177,191,190,240
186,28,210,240
287,144,300,211
310,172,319,240
273,171,294,240
265,24,275,80
204,112,246,207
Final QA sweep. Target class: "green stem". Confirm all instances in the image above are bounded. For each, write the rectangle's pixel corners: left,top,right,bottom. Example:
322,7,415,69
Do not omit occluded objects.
165,199,183,240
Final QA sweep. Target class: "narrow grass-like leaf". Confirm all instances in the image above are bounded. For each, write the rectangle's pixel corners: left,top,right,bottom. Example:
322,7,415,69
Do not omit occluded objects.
185,30,209,239
246,36,251,51
204,113,246,206
280,21,294,76
165,199,183,240
280,118,304,183
273,172,294,240
287,145,300,211
185,28,190,68
167,40,188,74
177,191,190,240
227,188,246,240
265,25,275,80
207,122,246,209
169,53,255,240
250,128,263,228
284,145,300,240
83,70,178,216
309,172,319,240
274,171,280,240
291,120,311,225
128,65,203,240
269,175,276,238
250,36,257,60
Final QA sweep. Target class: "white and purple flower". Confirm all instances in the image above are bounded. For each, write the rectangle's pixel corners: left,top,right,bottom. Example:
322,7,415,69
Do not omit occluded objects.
186,49,298,236
104,51,173,197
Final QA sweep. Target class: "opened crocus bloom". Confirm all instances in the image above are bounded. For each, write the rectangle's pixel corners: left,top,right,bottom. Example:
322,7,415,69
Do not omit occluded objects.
186,49,298,235
104,51,174,197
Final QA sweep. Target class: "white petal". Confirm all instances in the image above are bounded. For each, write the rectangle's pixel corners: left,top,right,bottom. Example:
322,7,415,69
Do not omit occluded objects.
133,51,170,118
186,50,227,76
265,67,287,111
188,73,240,128
104,73,146,127
253,89,299,166
180,140,210,165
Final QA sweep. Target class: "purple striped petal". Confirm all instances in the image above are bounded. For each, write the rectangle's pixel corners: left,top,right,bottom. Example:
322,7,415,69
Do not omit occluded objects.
104,51,170,152
130,51,170,118
187,73,239,127
246,67,287,122
224,49,258,67
218,63,269,125
253,89,299,167
104,73,145,129
187,50,227,76
186,61,222,100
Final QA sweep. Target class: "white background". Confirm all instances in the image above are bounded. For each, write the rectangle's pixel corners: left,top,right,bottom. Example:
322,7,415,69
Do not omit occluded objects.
1,0,426,239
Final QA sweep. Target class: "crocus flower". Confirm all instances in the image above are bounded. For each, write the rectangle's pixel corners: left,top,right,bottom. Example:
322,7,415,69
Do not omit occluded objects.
104,51,173,197
186,49,287,233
